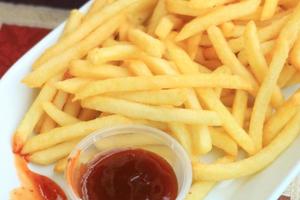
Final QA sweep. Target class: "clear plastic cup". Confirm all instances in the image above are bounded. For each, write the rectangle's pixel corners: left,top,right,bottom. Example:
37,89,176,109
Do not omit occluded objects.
65,125,192,200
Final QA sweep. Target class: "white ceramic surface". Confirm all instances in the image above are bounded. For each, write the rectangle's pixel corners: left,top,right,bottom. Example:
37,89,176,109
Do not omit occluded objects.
1,1,300,199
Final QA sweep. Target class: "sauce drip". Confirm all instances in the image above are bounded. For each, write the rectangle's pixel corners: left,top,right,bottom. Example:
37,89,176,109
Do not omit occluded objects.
11,155,67,200
80,149,178,200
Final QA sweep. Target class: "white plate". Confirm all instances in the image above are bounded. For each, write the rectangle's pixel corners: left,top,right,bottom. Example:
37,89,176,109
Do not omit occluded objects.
1,1,300,199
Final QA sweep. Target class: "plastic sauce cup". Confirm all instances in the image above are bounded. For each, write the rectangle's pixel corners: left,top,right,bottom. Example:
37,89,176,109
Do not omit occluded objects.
65,125,192,200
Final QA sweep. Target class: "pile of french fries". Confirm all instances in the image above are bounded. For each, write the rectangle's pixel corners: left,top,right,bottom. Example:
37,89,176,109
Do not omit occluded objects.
12,0,300,199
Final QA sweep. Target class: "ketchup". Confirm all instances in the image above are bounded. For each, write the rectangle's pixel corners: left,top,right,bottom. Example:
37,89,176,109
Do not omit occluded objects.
12,155,67,200
80,149,178,200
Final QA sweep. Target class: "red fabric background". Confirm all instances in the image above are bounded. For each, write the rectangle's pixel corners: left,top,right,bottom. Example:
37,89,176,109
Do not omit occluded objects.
0,24,49,77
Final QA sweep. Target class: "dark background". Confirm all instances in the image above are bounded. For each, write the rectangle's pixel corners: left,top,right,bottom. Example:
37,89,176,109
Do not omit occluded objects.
0,0,88,8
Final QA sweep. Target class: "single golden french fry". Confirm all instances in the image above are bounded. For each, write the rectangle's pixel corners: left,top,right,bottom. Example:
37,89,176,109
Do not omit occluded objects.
168,123,192,154
278,65,297,88
165,0,213,16
176,0,260,41
28,139,80,165
87,44,138,64
61,10,84,39
128,28,165,57
126,60,153,76
155,16,175,40
63,95,81,117
193,110,300,181
75,73,253,99
126,0,158,25
261,0,279,20
84,0,108,21
210,128,238,156
69,61,131,79
23,13,125,88
141,54,177,75
32,0,137,68
228,14,289,53
207,26,258,94
43,102,80,126
147,0,167,34
78,108,99,121
54,157,68,173
13,75,61,152
106,89,188,106
263,90,300,145
82,96,222,126
289,34,300,71
55,78,92,94
21,115,131,154
249,3,300,151
232,90,248,127
243,21,283,106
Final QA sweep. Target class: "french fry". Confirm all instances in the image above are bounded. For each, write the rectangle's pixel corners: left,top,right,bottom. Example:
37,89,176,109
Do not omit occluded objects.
169,123,192,154
147,0,167,34
165,0,213,16
207,26,258,93
82,96,222,126
141,54,177,75
193,110,300,181
289,34,300,71
126,0,158,25
228,14,289,53
78,108,100,121
128,28,165,57
126,60,153,76
54,157,68,173
249,3,300,151
61,10,84,39
13,76,61,152
232,90,248,127
210,128,238,156
221,21,235,37
63,95,81,117
23,13,125,88
84,0,108,21
106,89,188,106
243,21,283,106
198,89,255,155
69,61,131,79
155,16,175,40
75,73,253,99
21,115,131,154
185,156,234,200
165,41,254,154
263,90,300,145
55,78,91,94
278,65,297,88
32,0,137,68
43,102,80,126
189,0,236,9
88,44,138,64
213,66,231,98
28,139,80,165
261,0,279,20
199,34,212,47
176,0,260,41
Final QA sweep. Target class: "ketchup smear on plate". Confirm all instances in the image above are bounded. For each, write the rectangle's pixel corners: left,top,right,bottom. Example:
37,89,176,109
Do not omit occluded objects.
80,149,178,200
12,155,66,200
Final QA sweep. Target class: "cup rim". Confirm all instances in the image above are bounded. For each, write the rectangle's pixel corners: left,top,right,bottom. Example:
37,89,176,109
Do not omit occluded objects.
65,124,193,200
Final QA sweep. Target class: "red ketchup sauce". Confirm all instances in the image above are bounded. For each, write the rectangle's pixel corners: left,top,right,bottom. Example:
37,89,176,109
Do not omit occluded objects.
80,149,178,200
12,155,67,200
